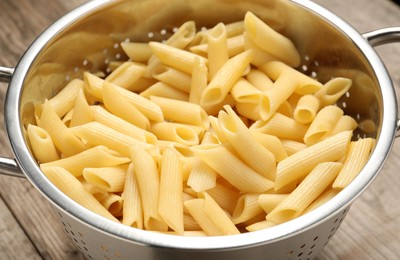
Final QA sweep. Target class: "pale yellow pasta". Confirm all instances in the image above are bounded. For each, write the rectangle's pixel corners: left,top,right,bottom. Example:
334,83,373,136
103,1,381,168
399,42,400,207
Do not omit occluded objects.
329,115,358,137
83,71,104,101
92,106,157,144
38,101,85,157
158,147,184,234
280,139,308,156
130,147,168,232
192,144,274,193
103,82,150,130
243,32,278,67
250,113,308,142
232,194,264,224
151,65,191,93
275,130,352,190
27,124,60,163
150,96,209,128
183,213,202,231
48,79,84,118
217,105,276,180
304,105,343,146
140,82,189,101
315,77,352,107
190,34,245,58
231,78,263,104
122,163,143,228
69,122,152,157
105,62,146,89
41,145,130,177
120,42,152,62
246,68,273,91
69,89,94,127
251,132,288,162
245,220,277,232
61,109,74,126
206,182,240,215
150,122,200,146
333,138,375,189
293,94,320,124
189,57,208,104
187,159,218,193
126,77,158,93
82,181,109,202
83,164,128,192
208,23,229,78
149,41,208,74
235,102,263,121
202,192,240,235
200,50,253,107
41,166,118,222
303,188,339,215
101,193,123,217
164,21,196,49
244,12,300,67
184,199,222,236
267,162,342,224
257,194,289,214
260,61,322,95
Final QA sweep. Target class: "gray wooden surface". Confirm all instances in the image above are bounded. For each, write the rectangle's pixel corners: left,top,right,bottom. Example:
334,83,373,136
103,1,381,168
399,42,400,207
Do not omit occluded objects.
0,0,400,259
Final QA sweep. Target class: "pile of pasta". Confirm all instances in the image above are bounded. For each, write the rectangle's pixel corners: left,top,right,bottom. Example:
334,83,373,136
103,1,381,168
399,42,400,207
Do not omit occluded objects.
27,11,375,236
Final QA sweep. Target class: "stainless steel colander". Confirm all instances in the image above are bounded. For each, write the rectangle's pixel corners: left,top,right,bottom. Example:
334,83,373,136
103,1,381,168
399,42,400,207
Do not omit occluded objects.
0,0,400,259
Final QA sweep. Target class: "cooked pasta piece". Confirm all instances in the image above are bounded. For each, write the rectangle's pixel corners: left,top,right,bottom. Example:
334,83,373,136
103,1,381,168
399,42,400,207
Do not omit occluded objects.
267,162,342,224
190,34,245,58
27,124,60,163
151,65,191,93
246,68,273,91
328,115,358,137
83,164,128,192
206,182,240,215
105,61,146,89
81,181,109,202
280,139,308,156
302,188,339,215
315,77,352,107
120,42,152,62
275,131,352,190
258,194,289,214
184,199,221,236
69,89,94,127
164,21,196,49
231,78,263,104
207,23,229,78
245,220,277,232
101,193,124,217
41,166,119,222
122,163,143,228
293,94,320,124
150,122,200,146
251,132,288,162
140,82,189,101
48,78,84,118
232,194,264,224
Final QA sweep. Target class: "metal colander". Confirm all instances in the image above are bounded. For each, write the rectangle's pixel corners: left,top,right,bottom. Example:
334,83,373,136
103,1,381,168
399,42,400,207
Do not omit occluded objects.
0,0,399,259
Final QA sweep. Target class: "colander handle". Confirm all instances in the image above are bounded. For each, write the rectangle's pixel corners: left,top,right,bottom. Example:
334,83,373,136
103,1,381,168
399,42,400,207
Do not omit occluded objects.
363,27,400,136
0,66,25,178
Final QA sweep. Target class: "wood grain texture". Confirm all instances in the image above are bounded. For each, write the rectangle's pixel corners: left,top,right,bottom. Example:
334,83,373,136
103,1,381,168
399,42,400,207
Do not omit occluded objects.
0,0,399,259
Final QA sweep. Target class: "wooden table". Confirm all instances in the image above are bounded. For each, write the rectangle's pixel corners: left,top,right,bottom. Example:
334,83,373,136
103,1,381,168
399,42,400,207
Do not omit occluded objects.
0,0,400,259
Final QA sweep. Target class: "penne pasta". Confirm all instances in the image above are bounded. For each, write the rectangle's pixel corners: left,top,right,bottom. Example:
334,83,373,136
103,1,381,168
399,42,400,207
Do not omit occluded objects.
101,193,124,217
258,194,289,214
293,94,320,124
315,77,352,107
189,57,208,104
232,194,264,224
48,79,84,118
151,65,192,93
69,89,94,127
120,42,152,62
122,163,143,228
27,124,60,163
207,23,229,79
184,199,222,236
246,68,273,91
150,122,200,146
83,164,128,192
303,188,339,215
105,61,146,89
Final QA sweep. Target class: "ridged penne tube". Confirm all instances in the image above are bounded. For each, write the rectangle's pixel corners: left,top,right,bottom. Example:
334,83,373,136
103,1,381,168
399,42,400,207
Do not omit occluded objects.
120,42,152,62
122,163,143,228
151,65,191,93
267,162,342,224
280,139,308,156
130,147,168,232
27,124,60,163
69,89,94,127
202,94,236,117
250,113,308,142
189,57,208,104
165,21,196,49
246,69,274,91
92,106,157,144
38,101,85,157
293,95,320,124
83,71,104,101
126,77,158,93
252,132,288,162
200,50,253,107
190,34,245,58
183,213,202,231
244,12,300,67
218,106,276,180
235,102,263,121
275,131,352,190
303,188,339,215
81,181,109,202
243,32,278,68
103,82,150,130
184,199,221,236
62,109,74,127
202,192,240,235
333,138,375,189
231,78,263,104
83,164,128,192
41,166,118,222
232,194,264,224
150,122,200,146
48,79,84,118
315,77,352,107
69,122,152,157
158,147,184,234
304,105,344,146
192,144,274,193
40,145,130,177
140,82,189,101
101,193,123,217
329,115,358,137
257,194,289,214
208,23,229,78
150,96,209,128
206,182,240,215
105,62,146,89
187,159,217,193
149,41,208,74
260,61,323,95
245,220,277,232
